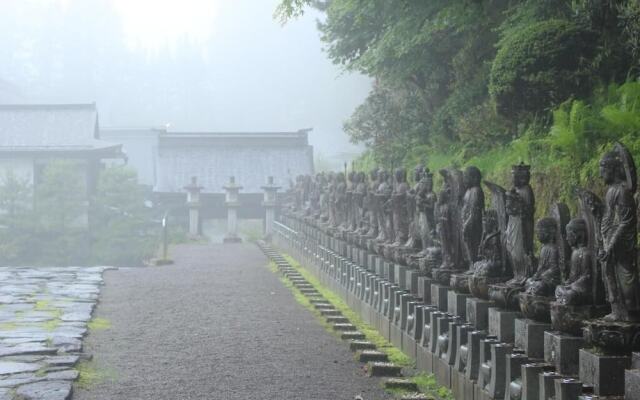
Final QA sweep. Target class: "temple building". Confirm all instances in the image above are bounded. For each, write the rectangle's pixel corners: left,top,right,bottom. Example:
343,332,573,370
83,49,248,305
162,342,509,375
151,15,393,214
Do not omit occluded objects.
0,103,124,194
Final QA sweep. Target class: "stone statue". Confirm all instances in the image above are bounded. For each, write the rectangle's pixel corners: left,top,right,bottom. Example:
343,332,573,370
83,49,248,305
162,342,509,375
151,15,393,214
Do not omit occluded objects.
551,190,608,335
365,168,380,241
487,179,536,309
519,214,565,322
391,168,410,247
461,166,484,266
469,209,505,299
512,162,535,255
334,172,347,231
404,164,424,250
555,218,594,306
598,143,639,322
417,168,437,252
353,171,367,237
346,171,356,232
433,168,465,284
375,170,393,244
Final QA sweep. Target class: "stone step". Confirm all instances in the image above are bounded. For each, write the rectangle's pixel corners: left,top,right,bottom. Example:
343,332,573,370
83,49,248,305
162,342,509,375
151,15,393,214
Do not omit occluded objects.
341,331,366,341
294,284,314,290
332,323,356,332
384,378,418,392
367,362,402,377
349,341,377,351
299,289,320,295
326,316,349,324
320,309,341,317
358,350,388,363
314,303,334,310
399,393,432,400
309,299,327,305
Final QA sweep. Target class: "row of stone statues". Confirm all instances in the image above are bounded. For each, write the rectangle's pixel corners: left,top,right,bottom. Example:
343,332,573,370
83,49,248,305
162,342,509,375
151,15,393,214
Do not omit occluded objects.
289,142,639,350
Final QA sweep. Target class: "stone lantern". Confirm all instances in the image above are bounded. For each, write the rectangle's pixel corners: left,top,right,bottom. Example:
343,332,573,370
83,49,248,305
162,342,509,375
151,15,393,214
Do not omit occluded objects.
184,176,203,238
223,176,242,243
261,176,281,240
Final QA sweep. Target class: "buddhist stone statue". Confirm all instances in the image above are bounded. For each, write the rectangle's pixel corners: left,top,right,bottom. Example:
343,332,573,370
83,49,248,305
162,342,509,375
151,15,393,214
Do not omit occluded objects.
519,215,564,322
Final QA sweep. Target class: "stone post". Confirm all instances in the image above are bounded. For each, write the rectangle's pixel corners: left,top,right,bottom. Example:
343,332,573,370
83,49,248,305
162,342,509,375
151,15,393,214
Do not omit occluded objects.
223,176,242,243
261,176,281,240
184,176,203,238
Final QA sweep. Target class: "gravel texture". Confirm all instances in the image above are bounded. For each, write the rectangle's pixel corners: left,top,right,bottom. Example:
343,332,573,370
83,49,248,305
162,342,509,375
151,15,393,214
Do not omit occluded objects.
74,244,393,400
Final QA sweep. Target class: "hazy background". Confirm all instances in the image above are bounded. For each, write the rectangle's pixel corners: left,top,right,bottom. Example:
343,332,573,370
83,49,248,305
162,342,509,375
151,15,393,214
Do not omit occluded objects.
0,0,370,164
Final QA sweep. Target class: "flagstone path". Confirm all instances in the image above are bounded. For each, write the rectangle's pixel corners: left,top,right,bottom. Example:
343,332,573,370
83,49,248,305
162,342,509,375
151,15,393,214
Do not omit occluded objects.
0,266,110,400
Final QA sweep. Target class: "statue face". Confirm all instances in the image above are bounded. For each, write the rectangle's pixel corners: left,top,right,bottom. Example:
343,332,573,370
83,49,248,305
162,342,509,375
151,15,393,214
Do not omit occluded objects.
566,227,578,247
512,170,530,187
395,168,406,182
463,167,480,188
599,162,616,185
536,222,556,244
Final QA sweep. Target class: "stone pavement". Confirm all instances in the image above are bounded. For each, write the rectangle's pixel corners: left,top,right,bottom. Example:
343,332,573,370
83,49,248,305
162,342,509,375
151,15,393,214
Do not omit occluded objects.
0,266,110,400
74,244,393,400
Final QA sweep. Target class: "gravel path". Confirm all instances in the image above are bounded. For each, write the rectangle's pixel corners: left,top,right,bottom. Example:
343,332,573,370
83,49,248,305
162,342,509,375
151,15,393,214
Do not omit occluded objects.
74,244,392,400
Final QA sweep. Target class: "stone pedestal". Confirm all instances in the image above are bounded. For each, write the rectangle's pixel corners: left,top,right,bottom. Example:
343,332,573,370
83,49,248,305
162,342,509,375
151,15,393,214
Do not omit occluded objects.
223,176,242,243
578,348,630,396
544,331,584,376
488,308,521,343
394,264,407,289
504,352,529,400
431,284,449,312
626,368,640,400
448,291,471,319
514,318,551,359
521,362,553,400
261,177,280,239
540,371,562,400
405,269,420,296
184,176,203,238
417,276,432,303
466,298,494,330
555,378,583,400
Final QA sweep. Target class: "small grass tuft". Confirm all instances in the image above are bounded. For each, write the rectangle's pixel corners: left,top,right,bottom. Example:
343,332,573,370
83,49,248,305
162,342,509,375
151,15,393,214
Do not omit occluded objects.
88,318,111,331
278,253,412,367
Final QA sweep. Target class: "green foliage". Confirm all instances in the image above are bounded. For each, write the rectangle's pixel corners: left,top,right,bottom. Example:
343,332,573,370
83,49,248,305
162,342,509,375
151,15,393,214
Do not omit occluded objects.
0,162,161,267
490,19,599,117
90,166,158,266
34,160,89,265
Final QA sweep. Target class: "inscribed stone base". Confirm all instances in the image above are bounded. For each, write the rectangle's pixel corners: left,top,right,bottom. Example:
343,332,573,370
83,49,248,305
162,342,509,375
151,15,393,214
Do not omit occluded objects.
579,348,630,396
466,298,495,330
544,331,584,376
488,308,521,343
448,291,471,319
431,284,449,312
514,318,551,359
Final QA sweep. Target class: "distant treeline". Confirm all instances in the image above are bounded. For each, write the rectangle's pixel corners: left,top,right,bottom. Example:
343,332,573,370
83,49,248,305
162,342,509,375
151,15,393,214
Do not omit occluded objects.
278,0,640,217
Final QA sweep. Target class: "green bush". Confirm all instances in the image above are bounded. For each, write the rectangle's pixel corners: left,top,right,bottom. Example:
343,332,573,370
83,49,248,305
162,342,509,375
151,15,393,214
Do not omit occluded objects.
489,19,599,117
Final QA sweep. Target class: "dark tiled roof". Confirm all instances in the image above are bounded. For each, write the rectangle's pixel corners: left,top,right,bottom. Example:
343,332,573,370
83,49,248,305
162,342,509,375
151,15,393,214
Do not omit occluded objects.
0,104,119,152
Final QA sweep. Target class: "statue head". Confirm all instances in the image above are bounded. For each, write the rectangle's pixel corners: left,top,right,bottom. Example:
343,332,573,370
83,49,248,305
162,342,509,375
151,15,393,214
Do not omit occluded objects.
566,218,588,248
511,162,531,187
414,164,425,182
378,170,388,182
395,167,407,183
599,150,624,185
423,169,434,191
536,217,557,244
348,171,356,183
464,166,482,189
505,189,523,216
356,171,366,183
370,168,379,181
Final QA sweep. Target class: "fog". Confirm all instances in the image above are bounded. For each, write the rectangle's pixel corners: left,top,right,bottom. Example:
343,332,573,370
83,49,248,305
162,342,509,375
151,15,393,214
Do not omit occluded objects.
0,0,371,161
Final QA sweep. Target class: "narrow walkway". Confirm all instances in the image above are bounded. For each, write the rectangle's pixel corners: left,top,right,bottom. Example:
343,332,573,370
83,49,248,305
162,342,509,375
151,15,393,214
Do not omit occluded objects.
74,244,391,400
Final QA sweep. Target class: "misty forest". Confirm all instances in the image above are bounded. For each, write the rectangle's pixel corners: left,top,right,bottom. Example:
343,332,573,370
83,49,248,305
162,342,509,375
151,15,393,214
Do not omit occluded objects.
1,1,640,400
